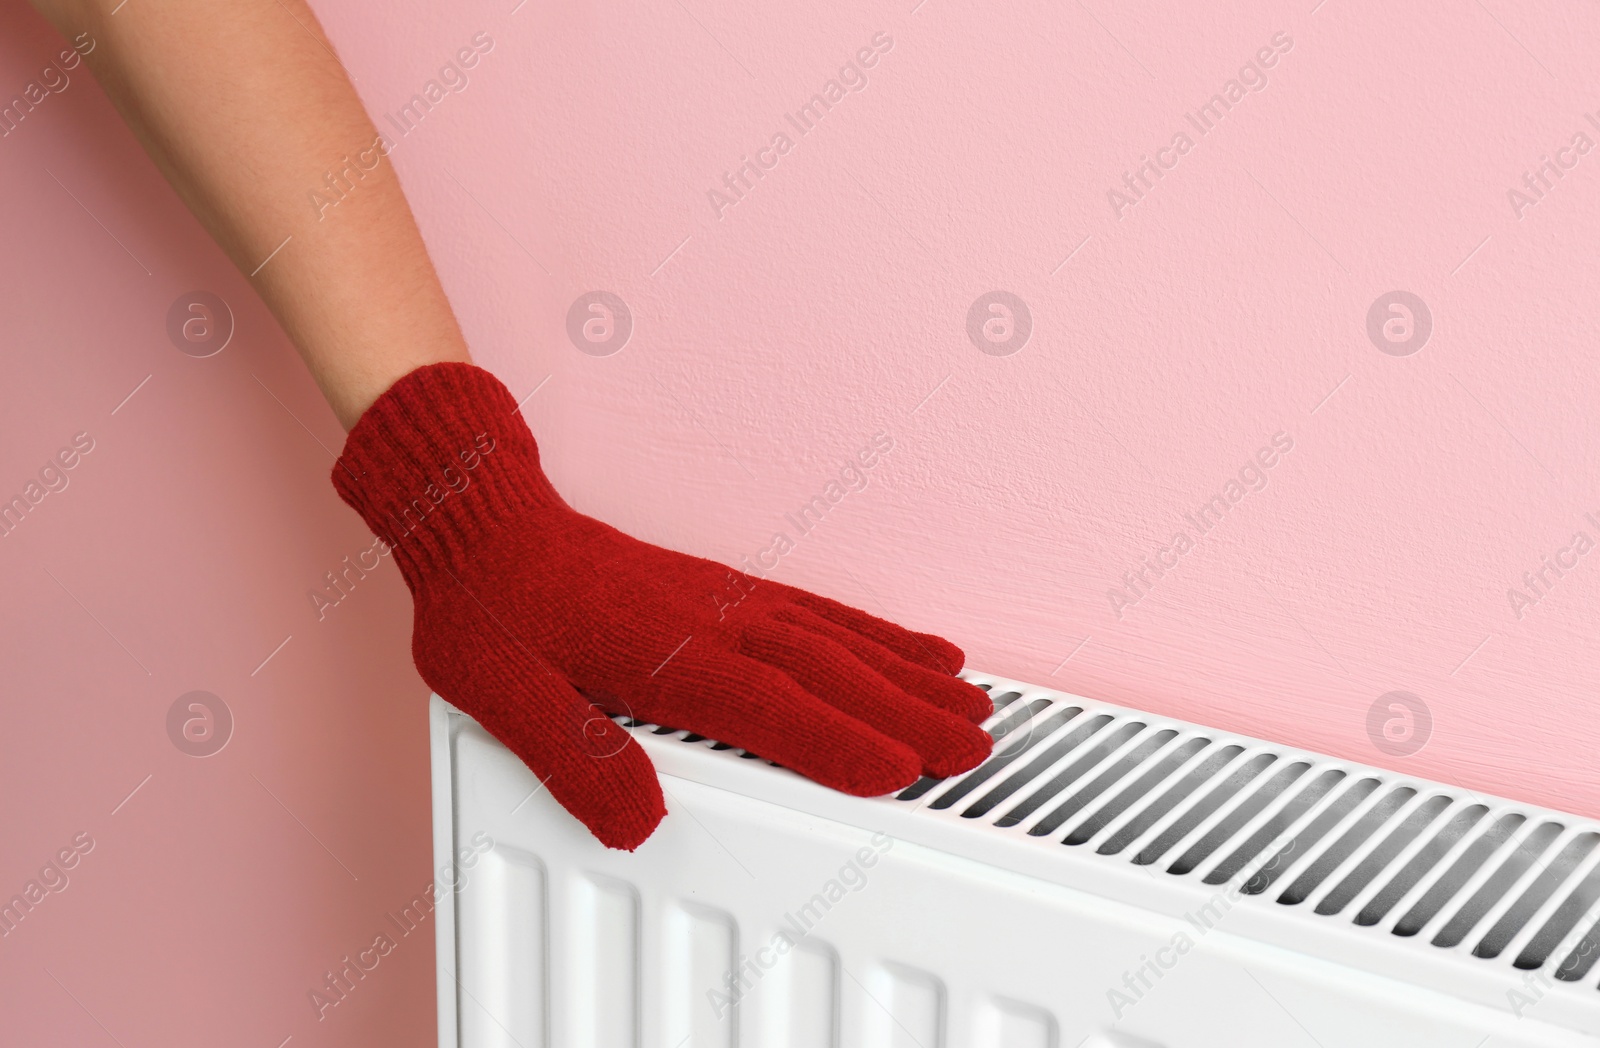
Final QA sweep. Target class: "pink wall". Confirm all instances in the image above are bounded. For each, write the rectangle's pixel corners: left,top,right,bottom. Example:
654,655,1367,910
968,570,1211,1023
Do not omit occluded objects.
3,0,1597,1043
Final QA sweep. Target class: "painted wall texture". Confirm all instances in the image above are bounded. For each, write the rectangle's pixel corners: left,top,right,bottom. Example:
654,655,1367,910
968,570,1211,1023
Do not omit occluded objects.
2,0,1597,1043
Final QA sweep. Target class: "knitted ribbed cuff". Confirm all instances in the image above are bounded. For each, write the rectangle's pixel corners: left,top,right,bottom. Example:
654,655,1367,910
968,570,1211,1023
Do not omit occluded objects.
332,363,564,581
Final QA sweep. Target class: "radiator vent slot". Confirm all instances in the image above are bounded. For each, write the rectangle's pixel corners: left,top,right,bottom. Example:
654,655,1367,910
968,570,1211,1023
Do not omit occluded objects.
622,673,1600,998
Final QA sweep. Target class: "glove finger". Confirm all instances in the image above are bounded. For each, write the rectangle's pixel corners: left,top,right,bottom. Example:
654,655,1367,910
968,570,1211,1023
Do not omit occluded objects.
619,648,923,797
784,588,965,675
738,620,992,779
772,604,993,724
425,652,666,851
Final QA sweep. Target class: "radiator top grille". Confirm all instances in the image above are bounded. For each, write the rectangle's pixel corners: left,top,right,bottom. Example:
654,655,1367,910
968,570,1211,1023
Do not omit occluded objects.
624,672,1600,992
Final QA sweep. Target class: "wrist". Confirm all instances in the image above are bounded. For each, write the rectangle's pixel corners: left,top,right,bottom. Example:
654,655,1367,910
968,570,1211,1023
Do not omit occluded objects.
332,362,564,580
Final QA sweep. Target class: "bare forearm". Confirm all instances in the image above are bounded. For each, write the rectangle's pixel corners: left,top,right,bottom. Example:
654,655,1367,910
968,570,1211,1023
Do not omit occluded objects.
28,0,469,428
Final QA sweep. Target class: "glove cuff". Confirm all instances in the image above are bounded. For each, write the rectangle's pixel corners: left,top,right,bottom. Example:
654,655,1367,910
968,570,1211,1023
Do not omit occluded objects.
332,362,563,583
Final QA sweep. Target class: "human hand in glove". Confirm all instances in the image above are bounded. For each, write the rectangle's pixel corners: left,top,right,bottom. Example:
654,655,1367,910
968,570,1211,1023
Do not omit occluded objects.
333,362,995,849
37,0,991,852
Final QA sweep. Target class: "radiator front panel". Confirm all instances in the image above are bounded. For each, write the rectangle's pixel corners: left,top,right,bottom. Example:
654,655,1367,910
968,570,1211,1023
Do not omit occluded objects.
435,696,1598,1048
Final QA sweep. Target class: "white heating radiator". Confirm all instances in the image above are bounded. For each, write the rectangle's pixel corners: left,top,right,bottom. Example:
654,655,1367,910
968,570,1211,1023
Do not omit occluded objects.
428,671,1600,1047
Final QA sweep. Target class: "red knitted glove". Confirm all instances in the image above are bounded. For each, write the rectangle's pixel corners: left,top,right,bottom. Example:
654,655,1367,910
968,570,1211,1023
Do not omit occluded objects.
333,363,994,850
